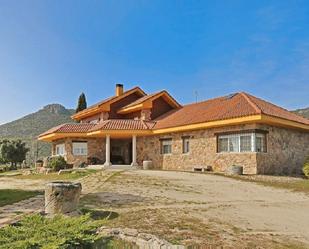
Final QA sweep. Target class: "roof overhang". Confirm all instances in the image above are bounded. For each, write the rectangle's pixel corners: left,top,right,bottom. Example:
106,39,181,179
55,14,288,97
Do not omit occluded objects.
38,132,90,142
259,114,309,131
38,114,309,142
152,115,263,134
87,129,153,138
117,91,181,114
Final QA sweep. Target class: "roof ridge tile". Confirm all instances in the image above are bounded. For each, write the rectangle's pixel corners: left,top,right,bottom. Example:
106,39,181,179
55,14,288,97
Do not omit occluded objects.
239,92,262,114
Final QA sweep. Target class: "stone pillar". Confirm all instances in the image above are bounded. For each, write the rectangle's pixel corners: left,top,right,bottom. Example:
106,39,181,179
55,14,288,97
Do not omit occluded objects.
45,182,82,216
104,135,112,166
131,135,138,166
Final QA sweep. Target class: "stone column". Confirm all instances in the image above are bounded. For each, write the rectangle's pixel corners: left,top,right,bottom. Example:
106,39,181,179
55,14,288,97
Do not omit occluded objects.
131,135,138,166
104,135,112,166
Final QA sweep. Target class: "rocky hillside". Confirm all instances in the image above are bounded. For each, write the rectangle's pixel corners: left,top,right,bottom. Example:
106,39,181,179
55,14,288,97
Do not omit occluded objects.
292,107,309,119
0,104,75,163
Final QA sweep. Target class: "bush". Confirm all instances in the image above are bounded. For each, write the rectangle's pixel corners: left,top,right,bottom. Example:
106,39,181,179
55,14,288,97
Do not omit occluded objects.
303,155,309,177
0,214,105,249
87,157,102,165
47,156,67,171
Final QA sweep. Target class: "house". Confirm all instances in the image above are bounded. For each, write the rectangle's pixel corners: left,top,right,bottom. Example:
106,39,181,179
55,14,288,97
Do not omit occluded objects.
38,84,309,175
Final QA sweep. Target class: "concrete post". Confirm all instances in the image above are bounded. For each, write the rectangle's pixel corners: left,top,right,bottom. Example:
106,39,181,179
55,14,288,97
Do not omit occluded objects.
104,135,112,166
131,135,138,167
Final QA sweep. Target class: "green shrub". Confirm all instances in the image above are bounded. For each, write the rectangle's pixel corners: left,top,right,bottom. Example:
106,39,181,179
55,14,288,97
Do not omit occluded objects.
0,214,105,249
303,155,309,177
47,156,67,171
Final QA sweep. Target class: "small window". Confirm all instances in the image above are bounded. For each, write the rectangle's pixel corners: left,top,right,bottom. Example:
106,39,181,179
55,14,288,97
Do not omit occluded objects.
255,134,267,153
218,137,228,152
161,139,172,154
182,137,190,154
73,142,88,156
55,144,65,156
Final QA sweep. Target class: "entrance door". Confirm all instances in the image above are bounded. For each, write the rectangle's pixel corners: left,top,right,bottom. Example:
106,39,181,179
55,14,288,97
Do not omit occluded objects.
111,139,132,165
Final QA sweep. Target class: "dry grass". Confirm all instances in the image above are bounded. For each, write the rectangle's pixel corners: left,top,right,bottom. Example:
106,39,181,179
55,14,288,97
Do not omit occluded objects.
217,173,309,194
11,170,96,181
105,207,306,248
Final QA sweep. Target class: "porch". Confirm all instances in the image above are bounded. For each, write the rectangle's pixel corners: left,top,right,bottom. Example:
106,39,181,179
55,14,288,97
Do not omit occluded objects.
51,134,139,168
101,134,138,168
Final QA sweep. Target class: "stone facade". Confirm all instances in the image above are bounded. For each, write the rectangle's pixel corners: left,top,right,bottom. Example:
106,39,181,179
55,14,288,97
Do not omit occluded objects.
52,137,106,167
50,124,309,175
136,124,309,175
256,125,309,175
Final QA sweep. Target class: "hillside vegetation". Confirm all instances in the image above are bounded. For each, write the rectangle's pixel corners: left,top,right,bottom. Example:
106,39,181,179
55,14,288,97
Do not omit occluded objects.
293,107,309,119
0,104,75,164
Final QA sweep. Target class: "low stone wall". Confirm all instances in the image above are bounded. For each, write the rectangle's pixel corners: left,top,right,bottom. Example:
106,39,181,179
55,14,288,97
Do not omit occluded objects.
98,227,184,249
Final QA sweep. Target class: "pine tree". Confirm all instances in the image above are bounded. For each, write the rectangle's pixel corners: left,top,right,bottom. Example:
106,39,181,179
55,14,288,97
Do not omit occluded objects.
76,93,87,113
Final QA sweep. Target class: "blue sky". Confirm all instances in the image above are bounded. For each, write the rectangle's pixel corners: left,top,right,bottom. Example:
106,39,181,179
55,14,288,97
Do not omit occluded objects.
0,0,308,124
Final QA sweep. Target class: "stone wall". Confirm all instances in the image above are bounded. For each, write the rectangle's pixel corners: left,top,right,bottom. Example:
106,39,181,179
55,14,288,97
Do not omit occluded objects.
49,123,309,174
256,125,309,175
52,137,105,167
137,124,259,174
136,124,309,175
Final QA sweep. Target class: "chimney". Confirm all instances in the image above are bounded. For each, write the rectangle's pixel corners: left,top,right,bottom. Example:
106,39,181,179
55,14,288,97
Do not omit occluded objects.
116,83,124,96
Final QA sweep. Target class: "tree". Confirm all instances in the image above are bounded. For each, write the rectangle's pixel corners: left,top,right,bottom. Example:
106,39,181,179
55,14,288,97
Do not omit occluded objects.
76,92,87,113
0,140,29,168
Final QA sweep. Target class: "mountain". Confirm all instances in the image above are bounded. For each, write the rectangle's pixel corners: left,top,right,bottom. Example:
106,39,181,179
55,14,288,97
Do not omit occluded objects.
0,104,75,163
292,107,309,119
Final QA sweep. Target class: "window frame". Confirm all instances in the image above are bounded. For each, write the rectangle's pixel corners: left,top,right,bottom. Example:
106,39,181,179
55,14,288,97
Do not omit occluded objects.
217,132,267,153
55,144,65,156
72,141,88,156
182,136,190,154
160,138,172,155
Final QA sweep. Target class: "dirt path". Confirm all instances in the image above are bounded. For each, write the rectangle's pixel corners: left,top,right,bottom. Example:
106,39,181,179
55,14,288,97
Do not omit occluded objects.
82,170,309,247
2,169,309,247
138,170,309,240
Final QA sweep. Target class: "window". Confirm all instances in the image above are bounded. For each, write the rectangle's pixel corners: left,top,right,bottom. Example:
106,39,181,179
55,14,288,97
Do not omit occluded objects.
255,134,267,152
240,135,252,152
217,132,267,153
218,137,228,152
73,142,88,156
161,139,172,154
55,144,65,156
182,137,190,154
229,135,239,152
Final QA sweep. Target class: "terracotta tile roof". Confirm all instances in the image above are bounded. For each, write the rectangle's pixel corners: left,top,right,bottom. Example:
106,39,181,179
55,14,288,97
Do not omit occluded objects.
90,119,156,131
154,92,309,129
72,87,146,118
119,90,182,111
39,123,96,137
243,92,309,125
39,91,309,138
120,91,164,108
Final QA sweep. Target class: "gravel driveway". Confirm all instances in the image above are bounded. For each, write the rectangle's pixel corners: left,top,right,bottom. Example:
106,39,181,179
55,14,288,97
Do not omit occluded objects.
93,169,309,247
